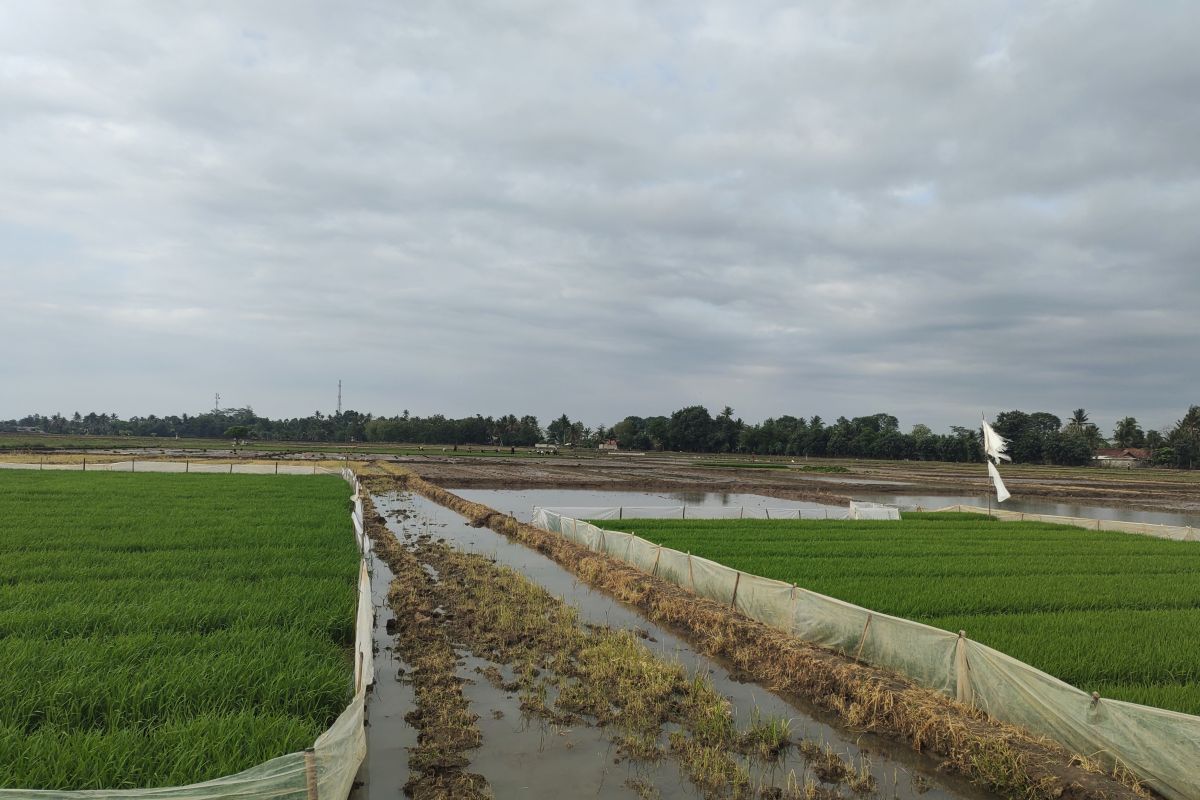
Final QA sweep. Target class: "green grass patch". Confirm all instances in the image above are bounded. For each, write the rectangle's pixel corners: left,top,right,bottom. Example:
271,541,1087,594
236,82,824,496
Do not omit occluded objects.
592,513,1200,715
0,471,357,789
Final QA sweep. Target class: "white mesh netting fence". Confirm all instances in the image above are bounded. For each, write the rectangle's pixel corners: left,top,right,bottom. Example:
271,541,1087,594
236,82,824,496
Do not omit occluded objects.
531,506,1200,800
535,501,900,522
0,468,372,800
936,504,1199,542
0,460,340,475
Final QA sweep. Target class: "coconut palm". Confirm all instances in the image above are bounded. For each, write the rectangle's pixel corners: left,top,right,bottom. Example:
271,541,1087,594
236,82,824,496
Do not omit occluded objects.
1112,417,1144,448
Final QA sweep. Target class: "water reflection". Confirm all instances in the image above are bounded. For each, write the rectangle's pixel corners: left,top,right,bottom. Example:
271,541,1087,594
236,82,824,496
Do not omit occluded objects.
450,488,836,523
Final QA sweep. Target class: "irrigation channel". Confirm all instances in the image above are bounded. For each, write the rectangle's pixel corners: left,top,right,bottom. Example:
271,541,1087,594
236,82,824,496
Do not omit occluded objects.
356,486,996,800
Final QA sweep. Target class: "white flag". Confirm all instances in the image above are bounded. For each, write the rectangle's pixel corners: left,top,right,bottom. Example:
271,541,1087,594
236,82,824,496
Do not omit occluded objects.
987,460,1011,503
981,417,1012,462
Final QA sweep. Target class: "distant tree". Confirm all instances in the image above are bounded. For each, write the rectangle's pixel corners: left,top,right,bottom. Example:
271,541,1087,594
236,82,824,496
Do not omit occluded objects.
644,416,670,451
224,425,250,441
1154,446,1176,466
1167,405,1200,469
1112,417,1144,448
612,416,650,450
1064,408,1104,453
547,414,573,445
666,406,714,452
711,406,743,453
1046,428,1094,466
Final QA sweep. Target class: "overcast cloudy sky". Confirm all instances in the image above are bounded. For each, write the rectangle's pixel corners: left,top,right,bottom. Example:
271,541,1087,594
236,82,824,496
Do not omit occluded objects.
2,1,1197,433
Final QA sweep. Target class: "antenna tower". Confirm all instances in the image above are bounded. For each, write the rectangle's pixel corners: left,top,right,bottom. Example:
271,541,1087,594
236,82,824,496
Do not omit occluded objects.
214,392,221,413
337,380,342,416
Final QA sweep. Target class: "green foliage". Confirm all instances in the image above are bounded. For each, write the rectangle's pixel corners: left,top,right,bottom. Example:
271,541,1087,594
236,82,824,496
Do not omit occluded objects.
1112,416,1144,448
0,472,357,789
593,514,1200,714
1167,405,1200,469
6,403,1197,467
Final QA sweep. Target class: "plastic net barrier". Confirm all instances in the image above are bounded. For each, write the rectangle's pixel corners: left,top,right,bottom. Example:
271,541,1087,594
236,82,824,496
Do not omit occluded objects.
532,507,1200,800
535,506,856,521
0,469,373,800
935,504,1200,542
0,461,341,475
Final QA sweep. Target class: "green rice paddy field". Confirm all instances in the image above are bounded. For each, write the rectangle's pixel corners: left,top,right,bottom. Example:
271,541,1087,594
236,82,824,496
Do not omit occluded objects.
593,512,1200,715
0,470,358,789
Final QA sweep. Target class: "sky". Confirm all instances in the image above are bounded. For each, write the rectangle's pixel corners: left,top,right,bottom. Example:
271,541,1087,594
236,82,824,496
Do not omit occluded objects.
2,1,1197,435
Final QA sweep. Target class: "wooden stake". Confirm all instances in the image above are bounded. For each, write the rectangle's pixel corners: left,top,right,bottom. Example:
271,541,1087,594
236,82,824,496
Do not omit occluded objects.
853,613,873,662
304,748,318,800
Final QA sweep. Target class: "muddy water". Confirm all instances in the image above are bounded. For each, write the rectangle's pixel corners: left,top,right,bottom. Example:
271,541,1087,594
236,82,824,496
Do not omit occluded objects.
456,486,1200,529
375,490,996,800
351,542,418,800
456,651,696,799
450,488,838,523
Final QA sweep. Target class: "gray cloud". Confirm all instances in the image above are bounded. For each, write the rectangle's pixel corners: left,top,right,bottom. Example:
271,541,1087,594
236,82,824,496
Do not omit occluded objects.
2,1,1197,436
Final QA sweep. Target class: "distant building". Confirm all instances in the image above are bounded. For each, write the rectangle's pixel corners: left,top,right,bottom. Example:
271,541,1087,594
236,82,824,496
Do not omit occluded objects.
599,439,619,451
1094,448,1151,468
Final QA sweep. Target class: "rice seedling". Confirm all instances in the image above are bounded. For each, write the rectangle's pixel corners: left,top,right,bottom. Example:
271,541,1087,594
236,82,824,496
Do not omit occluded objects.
0,470,357,789
593,513,1200,714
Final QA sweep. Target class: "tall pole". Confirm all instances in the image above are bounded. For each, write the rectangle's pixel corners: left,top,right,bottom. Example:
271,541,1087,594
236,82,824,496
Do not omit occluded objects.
982,413,991,515
337,380,342,416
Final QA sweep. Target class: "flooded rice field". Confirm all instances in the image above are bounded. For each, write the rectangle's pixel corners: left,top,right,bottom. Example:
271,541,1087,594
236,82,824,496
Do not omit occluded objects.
449,488,839,523
453,487,1200,529
365,488,995,800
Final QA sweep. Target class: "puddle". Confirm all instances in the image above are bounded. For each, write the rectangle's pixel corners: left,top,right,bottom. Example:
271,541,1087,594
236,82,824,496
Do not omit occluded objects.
374,490,997,800
450,488,839,523
351,540,418,800
456,651,699,799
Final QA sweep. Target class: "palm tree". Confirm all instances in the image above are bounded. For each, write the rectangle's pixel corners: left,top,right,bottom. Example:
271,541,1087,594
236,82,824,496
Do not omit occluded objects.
1112,417,1143,448
1069,408,1090,429
1169,406,1200,469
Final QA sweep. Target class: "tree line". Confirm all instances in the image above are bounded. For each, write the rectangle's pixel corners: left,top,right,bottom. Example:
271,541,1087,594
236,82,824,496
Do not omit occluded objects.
3,404,1198,468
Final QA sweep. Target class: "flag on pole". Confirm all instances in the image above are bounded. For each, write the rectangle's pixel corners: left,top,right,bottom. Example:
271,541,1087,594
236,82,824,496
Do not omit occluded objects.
981,416,1012,463
986,460,1011,503
981,415,1012,504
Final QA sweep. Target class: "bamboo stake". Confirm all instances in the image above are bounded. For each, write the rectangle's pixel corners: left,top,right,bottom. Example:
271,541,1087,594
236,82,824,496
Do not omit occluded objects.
304,749,319,800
